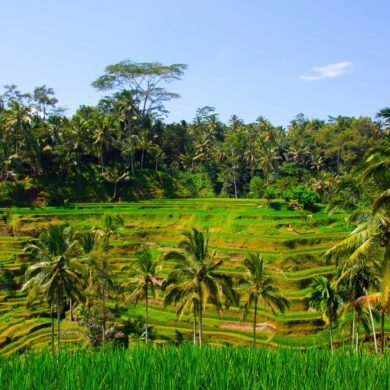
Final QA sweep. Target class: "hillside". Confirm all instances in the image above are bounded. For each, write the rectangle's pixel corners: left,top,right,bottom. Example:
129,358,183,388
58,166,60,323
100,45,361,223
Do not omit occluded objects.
0,199,388,353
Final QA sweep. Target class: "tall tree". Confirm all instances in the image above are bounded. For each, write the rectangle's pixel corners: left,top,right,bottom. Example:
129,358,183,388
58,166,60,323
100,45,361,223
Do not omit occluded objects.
92,61,187,123
309,276,343,354
23,225,85,355
164,229,237,346
238,253,289,347
128,247,162,345
95,214,124,250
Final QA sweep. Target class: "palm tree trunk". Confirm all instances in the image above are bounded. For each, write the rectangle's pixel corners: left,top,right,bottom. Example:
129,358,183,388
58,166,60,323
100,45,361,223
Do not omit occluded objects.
102,285,106,345
329,320,334,355
57,288,61,356
356,317,359,352
253,297,258,348
381,309,385,354
50,301,54,355
328,303,334,354
193,305,197,345
130,153,135,176
141,150,145,170
70,298,74,322
112,180,119,202
145,283,149,345
366,289,378,354
198,288,203,347
100,140,104,174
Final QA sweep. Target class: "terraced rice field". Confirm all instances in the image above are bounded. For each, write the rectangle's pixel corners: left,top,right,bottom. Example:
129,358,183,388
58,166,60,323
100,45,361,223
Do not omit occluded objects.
0,199,387,353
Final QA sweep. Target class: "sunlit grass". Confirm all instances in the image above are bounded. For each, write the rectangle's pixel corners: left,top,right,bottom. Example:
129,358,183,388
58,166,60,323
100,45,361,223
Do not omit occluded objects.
0,346,388,389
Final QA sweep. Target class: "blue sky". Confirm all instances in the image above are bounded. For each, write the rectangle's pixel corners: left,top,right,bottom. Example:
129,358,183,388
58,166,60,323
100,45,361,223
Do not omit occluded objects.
0,0,388,126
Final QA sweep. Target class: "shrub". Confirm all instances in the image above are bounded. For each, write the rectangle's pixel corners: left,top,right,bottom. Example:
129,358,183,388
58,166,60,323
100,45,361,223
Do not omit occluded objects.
293,185,320,210
249,176,265,198
264,186,278,208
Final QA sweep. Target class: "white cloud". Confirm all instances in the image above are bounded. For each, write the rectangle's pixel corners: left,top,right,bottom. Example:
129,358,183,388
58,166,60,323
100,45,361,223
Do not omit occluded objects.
300,61,352,81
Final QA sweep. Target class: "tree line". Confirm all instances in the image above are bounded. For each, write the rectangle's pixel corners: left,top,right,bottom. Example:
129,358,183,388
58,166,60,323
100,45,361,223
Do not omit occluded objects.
0,60,388,205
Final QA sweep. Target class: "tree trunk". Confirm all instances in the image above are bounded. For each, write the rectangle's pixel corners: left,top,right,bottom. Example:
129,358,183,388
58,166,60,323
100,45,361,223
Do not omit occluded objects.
356,318,359,353
198,287,203,347
366,289,378,354
253,297,258,348
100,140,104,174
328,303,334,354
381,309,385,354
141,150,145,170
57,288,61,357
102,285,106,345
193,305,197,345
130,153,135,176
112,180,119,202
145,283,149,345
50,301,54,355
70,298,74,322
329,320,334,355
233,171,237,199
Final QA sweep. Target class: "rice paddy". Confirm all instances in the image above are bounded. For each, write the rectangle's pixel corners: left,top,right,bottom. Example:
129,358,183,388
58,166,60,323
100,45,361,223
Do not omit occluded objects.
0,199,388,354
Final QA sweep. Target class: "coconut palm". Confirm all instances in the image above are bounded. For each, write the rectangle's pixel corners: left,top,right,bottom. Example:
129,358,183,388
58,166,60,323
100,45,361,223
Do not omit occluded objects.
23,224,85,355
309,276,343,354
78,230,116,345
238,253,289,347
257,147,280,182
164,229,237,346
95,213,124,250
137,130,155,169
164,277,199,345
354,292,386,353
326,147,389,314
91,113,115,174
377,107,390,133
127,247,162,345
338,263,380,352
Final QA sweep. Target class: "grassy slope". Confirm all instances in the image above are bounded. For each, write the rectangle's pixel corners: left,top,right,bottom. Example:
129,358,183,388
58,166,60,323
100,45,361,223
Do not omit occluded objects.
0,199,388,353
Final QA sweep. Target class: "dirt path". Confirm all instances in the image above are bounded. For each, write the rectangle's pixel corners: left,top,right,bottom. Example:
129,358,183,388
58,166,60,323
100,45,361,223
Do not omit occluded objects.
220,321,277,331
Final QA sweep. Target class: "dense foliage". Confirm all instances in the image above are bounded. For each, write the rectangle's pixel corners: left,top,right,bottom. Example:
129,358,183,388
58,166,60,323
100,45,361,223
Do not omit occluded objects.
0,61,388,206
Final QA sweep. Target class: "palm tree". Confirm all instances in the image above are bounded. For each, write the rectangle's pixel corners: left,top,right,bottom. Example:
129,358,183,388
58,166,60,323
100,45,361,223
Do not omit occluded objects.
309,276,343,354
238,253,289,347
164,277,199,345
78,231,117,345
137,130,155,169
3,101,32,156
257,147,280,183
164,229,237,346
354,292,386,353
128,247,162,345
95,214,124,250
326,147,389,315
376,107,390,134
338,264,380,352
23,224,85,355
91,114,115,174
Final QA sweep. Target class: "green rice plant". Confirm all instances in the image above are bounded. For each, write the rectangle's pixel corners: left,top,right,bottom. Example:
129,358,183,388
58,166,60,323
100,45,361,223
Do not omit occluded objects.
0,346,389,389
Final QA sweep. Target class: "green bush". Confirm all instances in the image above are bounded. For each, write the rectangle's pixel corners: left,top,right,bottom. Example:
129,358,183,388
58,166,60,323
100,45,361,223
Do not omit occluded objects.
178,172,215,197
249,176,265,198
293,185,320,210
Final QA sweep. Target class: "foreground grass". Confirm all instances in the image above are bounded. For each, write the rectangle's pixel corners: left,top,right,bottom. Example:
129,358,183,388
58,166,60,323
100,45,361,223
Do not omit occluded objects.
0,346,388,389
